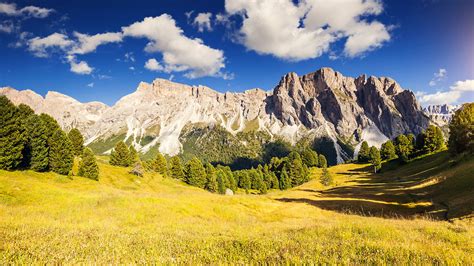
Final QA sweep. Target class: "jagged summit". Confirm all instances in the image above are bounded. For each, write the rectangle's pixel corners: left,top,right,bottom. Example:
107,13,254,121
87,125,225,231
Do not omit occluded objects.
1,68,433,164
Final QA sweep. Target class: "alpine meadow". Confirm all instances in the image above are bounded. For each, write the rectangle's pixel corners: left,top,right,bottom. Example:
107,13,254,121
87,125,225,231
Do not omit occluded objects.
1,0,473,264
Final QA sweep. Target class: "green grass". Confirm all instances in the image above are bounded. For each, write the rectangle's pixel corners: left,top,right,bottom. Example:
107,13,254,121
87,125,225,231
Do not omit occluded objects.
0,152,473,263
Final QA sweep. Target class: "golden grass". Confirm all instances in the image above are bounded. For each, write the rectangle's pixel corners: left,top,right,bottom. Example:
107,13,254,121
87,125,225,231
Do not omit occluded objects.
0,153,473,264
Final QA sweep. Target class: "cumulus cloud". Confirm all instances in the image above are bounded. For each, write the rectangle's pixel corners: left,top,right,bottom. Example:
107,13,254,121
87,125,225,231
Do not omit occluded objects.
70,32,123,54
0,2,54,18
144,58,164,72
417,79,474,105
27,33,73,57
429,68,447,86
122,15,225,78
193,12,212,32
66,55,93,75
224,0,391,60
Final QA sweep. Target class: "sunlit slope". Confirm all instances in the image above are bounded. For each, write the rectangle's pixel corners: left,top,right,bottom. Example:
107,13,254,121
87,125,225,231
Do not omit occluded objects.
0,154,473,264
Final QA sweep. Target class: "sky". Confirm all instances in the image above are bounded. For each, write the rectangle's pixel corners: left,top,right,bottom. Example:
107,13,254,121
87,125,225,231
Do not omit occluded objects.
0,0,473,106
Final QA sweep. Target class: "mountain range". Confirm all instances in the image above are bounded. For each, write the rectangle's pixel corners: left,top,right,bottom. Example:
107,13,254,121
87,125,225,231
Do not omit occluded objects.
1,67,444,165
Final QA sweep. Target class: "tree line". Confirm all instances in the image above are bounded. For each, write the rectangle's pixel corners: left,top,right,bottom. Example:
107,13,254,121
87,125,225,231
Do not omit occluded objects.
109,139,329,194
0,96,98,180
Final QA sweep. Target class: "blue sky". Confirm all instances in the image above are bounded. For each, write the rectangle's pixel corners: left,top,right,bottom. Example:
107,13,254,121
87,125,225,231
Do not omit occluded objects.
0,0,473,106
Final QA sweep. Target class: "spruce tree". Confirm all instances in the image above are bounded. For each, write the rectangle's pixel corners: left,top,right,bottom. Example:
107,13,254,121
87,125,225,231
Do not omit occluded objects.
216,170,227,194
184,157,206,188
318,154,327,168
49,129,73,175
369,146,382,173
449,103,474,155
25,115,49,171
279,167,291,190
78,148,99,180
153,153,168,176
239,171,251,193
128,145,139,165
0,96,26,170
169,156,185,180
301,148,319,167
395,135,411,162
358,141,370,163
380,140,397,161
205,163,218,192
109,141,131,167
320,167,333,186
68,128,84,157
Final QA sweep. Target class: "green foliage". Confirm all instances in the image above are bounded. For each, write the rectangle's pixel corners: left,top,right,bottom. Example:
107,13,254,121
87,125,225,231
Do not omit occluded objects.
184,157,206,188
301,148,319,167
320,167,333,186
216,170,227,194
128,145,139,165
449,103,474,155
87,133,126,155
279,167,291,190
358,141,370,163
24,115,49,171
152,153,167,176
236,170,251,192
422,125,445,153
169,156,185,180
109,141,131,167
395,135,412,162
380,140,397,161
78,148,99,180
0,96,26,170
318,154,327,168
68,128,84,157
204,163,218,192
369,146,382,173
49,129,73,175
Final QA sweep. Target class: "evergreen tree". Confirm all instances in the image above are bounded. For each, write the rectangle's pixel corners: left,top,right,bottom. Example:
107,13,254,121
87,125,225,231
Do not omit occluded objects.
49,129,73,175
301,148,318,167
25,115,49,171
109,141,131,167
416,131,426,152
78,148,99,180
204,163,218,192
39,113,61,140
128,145,139,165
423,125,445,153
184,157,206,188
395,135,411,162
358,141,370,163
369,146,382,173
68,128,84,157
449,103,474,155
320,167,333,186
380,140,397,161
279,167,291,190
0,96,26,170
216,170,227,194
238,171,251,193
169,156,185,180
318,154,327,168
153,153,168,176
288,157,305,186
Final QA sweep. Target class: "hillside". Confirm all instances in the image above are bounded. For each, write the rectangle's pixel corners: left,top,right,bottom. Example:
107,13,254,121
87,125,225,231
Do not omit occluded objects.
0,152,473,264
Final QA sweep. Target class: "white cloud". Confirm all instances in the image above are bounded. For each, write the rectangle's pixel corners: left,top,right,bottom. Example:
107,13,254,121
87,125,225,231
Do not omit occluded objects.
193,12,212,32
122,15,225,78
0,20,15,33
27,33,73,57
124,52,135,62
429,68,447,87
129,66,135,71
450,80,474,92
144,58,164,72
224,0,390,61
70,32,123,54
66,55,93,75
0,2,54,18
417,79,474,106
87,82,94,88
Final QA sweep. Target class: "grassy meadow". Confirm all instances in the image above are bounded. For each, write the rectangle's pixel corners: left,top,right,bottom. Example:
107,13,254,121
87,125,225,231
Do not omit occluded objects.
0,152,473,263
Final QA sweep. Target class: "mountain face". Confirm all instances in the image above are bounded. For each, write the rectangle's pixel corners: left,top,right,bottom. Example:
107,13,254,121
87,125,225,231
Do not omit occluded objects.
0,67,432,165
423,104,460,126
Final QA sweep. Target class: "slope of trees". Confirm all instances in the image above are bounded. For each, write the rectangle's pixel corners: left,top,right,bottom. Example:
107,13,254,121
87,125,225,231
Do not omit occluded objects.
448,103,473,156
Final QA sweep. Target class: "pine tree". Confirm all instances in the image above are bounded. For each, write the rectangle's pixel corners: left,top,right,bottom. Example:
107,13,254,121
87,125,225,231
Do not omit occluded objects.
369,146,382,173
68,128,84,157
109,141,131,167
216,170,227,194
288,157,305,186
25,115,49,171
301,149,318,167
320,167,333,186
169,156,185,180
0,96,26,170
380,140,397,161
239,171,251,193
184,157,206,188
449,103,474,155
78,148,99,180
318,154,327,168
49,129,73,175
358,141,370,163
279,167,291,190
205,163,218,192
153,153,168,176
128,145,139,165
395,135,411,162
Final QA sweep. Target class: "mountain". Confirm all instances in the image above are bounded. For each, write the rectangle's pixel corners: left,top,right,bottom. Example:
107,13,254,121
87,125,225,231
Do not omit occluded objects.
0,67,431,165
423,104,460,126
